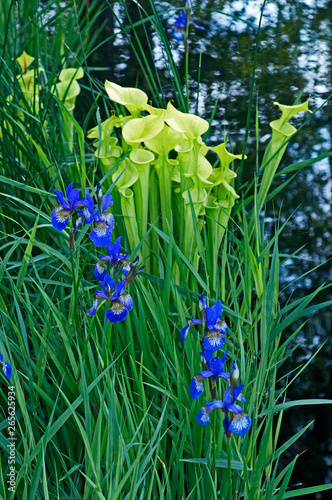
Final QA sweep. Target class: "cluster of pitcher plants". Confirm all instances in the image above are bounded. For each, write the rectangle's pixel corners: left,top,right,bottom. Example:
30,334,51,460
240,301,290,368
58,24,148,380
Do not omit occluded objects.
88,79,311,287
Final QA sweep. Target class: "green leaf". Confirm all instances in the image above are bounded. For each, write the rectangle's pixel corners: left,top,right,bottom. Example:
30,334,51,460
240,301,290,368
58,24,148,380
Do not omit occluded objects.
258,399,332,418
179,458,251,471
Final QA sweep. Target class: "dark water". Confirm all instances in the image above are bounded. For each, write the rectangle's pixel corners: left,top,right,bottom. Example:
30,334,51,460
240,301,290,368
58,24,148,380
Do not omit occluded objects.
86,0,332,496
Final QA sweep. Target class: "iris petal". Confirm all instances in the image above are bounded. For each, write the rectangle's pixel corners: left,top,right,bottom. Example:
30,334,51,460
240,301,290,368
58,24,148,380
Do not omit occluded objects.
87,298,99,316
104,274,115,291
73,216,82,234
112,279,126,301
228,413,252,436
101,211,115,229
82,192,95,215
51,206,70,231
195,407,211,426
224,386,232,406
102,193,113,212
89,223,113,247
95,290,107,299
228,403,244,414
205,300,223,325
206,400,225,411
94,261,106,280
203,349,213,365
105,301,128,322
233,384,244,402
190,376,204,400
212,320,228,334
79,206,94,224
223,414,230,434
122,260,132,277
180,323,190,341
237,393,247,404
172,29,185,40
202,332,226,351
0,357,12,380
210,357,222,376
3,362,12,380
119,293,133,311
54,189,70,209
65,182,74,200
68,187,80,207
107,236,122,261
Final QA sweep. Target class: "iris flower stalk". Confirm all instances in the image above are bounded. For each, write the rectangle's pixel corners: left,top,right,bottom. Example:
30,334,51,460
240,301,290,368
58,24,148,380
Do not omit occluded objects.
184,1,190,111
173,2,204,111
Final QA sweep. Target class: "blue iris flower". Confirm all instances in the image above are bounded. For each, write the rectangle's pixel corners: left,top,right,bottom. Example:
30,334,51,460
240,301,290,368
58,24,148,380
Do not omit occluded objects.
196,385,252,435
94,245,144,283
190,350,230,400
180,295,228,352
172,9,204,41
87,273,133,323
206,384,247,413
50,183,84,231
0,355,12,380
79,184,115,247
93,236,131,280
121,256,145,284
205,385,252,437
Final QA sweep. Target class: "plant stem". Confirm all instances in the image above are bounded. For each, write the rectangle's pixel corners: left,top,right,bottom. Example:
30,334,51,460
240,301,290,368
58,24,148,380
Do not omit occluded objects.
156,155,172,235
69,241,80,330
68,217,80,330
212,410,217,487
227,435,232,500
185,9,190,112
185,37,189,112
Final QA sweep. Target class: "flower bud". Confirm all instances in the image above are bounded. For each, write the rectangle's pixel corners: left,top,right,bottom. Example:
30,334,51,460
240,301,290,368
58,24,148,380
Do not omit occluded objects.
97,182,103,214
230,360,239,391
105,282,113,302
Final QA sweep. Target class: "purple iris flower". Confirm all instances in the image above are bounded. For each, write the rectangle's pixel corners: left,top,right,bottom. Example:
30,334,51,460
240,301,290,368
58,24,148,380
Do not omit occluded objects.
190,350,230,400
172,9,204,41
180,294,228,352
50,183,84,231
0,354,12,380
87,273,133,323
79,183,115,247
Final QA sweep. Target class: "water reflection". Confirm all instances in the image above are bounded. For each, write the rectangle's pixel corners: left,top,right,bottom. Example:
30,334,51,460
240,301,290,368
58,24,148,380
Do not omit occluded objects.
88,0,331,495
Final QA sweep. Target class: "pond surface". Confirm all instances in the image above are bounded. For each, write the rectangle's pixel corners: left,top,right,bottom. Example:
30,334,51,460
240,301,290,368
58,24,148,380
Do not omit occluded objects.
88,1,332,496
